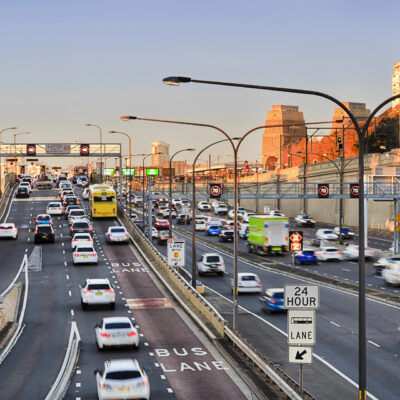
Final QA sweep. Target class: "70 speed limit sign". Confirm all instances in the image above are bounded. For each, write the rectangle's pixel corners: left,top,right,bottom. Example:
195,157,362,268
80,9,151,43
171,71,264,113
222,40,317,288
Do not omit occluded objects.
209,183,222,198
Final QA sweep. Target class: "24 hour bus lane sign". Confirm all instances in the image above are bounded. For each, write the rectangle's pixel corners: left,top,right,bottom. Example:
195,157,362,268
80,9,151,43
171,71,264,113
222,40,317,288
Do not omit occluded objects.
284,285,319,309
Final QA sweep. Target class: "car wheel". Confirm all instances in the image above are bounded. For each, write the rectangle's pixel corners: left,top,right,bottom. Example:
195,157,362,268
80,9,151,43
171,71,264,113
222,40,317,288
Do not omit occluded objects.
96,341,103,352
81,301,87,310
218,271,224,276
110,302,115,310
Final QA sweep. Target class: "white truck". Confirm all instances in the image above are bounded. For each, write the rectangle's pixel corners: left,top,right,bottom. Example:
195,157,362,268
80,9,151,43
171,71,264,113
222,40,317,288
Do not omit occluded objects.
247,215,289,255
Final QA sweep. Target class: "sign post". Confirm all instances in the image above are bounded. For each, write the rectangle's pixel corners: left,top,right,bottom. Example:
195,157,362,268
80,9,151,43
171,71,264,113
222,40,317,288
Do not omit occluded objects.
285,284,319,394
167,239,185,271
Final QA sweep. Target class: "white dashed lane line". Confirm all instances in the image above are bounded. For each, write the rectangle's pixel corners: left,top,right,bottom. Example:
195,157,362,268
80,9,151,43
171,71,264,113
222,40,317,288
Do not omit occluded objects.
70,309,74,317
368,340,381,348
330,321,341,327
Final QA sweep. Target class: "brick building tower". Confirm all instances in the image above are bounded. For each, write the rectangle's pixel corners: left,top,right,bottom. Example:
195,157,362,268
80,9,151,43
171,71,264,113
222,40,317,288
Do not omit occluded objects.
261,105,306,169
393,61,400,110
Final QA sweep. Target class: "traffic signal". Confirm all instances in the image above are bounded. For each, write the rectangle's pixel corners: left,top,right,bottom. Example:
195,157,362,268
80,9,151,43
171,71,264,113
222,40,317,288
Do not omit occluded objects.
289,231,303,252
337,137,343,153
26,144,36,156
80,144,90,156
318,183,330,198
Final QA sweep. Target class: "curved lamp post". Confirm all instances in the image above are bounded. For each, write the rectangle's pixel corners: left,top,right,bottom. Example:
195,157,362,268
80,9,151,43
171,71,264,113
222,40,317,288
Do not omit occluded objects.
168,148,195,238
162,74,400,399
121,114,329,330
86,124,103,181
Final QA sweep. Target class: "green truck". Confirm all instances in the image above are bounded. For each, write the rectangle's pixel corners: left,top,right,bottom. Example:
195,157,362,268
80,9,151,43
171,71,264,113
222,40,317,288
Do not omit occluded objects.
247,215,289,255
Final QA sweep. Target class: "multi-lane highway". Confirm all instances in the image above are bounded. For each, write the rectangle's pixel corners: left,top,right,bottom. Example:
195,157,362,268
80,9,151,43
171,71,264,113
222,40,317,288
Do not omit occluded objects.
0,187,251,400
127,201,400,400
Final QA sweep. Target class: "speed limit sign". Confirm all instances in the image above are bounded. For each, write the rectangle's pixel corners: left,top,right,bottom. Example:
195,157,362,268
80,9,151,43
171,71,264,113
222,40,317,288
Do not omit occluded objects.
317,183,329,198
350,183,360,198
209,183,222,199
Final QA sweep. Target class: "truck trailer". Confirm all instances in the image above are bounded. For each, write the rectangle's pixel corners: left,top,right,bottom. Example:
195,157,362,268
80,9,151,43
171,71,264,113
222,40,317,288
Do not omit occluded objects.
247,215,289,255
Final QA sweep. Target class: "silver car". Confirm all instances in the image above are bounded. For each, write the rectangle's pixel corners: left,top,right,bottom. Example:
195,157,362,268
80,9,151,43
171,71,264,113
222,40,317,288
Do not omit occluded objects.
95,317,139,350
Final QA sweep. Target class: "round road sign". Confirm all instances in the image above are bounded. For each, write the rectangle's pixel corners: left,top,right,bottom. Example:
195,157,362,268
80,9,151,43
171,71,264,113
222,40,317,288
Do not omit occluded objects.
209,184,222,198
26,144,36,156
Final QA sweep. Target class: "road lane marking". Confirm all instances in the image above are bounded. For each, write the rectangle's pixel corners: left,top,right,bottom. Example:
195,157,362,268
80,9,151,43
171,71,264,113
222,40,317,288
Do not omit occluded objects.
161,375,166,379
62,242,64,246
368,340,381,348
342,268,351,272
68,291,72,297
167,388,174,393
64,261,67,267
63,250,65,254
70,309,74,317
76,383,81,387
66,274,70,280
330,321,340,327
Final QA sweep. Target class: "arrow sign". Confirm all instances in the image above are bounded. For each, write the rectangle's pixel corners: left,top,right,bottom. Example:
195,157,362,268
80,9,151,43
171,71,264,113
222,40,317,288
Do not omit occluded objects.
289,346,313,364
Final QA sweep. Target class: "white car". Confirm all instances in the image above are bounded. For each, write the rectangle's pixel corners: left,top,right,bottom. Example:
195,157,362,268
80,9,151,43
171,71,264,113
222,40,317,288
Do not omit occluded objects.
382,261,400,286
73,245,98,265
105,226,129,243
82,188,90,200
197,253,225,275
239,223,249,239
0,223,18,239
213,203,228,215
68,209,86,225
150,227,158,239
46,202,64,215
315,229,339,241
233,273,262,294
195,219,207,231
269,210,285,217
342,245,375,260
197,201,211,211
294,214,316,226
242,212,256,223
95,317,139,350
130,214,139,222
18,182,32,193
71,233,93,249
95,359,150,400
80,278,115,309
161,208,176,218
315,247,343,261
228,207,246,219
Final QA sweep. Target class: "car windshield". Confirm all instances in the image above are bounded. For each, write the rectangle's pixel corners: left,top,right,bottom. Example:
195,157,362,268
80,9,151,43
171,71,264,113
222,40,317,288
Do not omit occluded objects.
206,256,221,263
105,371,141,380
75,235,90,240
94,196,115,202
0,226,13,229
38,216,49,220
73,223,89,229
302,215,310,218
209,226,219,229
111,228,125,233
48,203,60,207
326,248,338,252
104,322,131,330
76,247,94,252
324,230,334,234
241,275,256,281
272,292,284,299
71,211,85,216
303,250,315,255
87,284,110,290
224,231,233,236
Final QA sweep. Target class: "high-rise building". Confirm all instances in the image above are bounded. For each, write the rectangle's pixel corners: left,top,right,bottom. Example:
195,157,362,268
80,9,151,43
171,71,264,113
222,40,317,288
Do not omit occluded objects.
151,141,169,166
393,61,400,109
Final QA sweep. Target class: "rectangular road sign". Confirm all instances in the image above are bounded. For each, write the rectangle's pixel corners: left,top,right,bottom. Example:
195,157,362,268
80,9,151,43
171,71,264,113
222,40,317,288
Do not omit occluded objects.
284,285,319,309
167,239,185,267
45,143,71,154
396,213,400,223
289,346,313,364
288,310,316,345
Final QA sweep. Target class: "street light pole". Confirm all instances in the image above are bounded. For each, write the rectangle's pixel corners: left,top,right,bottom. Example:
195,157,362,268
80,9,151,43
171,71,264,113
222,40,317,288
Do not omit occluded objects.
0,127,18,195
168,149,195,238
86,124,103,182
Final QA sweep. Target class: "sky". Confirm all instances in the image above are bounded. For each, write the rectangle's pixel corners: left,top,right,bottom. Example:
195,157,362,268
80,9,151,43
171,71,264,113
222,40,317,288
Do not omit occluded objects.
1,0,400,168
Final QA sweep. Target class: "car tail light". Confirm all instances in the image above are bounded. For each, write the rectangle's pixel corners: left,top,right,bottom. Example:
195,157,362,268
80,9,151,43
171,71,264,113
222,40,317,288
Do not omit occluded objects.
70,227,73,231
83,289,92,293
125,233,128,237
73,239,77,241
337,251,342,254
100,333,110,338
89,226,93,231
99,380,105,389
35,219,39,224
238,282,243,286
127,331,137,337
256,280,262,285
269,298,278,303
90,253,96,256
142,377,149,387
105,289,114,293
75,254,80,257
323,252,327,255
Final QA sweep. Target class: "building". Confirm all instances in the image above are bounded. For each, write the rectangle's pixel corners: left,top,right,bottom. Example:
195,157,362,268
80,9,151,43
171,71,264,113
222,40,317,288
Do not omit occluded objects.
393,61,400,109
151,141,169,166
261,105,306,169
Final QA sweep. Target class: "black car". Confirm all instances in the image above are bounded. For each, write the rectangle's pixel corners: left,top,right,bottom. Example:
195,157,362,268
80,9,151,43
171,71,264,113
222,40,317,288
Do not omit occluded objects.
70,220,92,236
16,187,29,198
34,224,55,244
176,213,192,225
63,197,79,207
219,230,234,243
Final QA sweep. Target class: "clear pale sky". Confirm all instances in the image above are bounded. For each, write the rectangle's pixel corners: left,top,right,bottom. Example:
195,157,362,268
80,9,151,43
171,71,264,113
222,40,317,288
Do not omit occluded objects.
1,0,399,168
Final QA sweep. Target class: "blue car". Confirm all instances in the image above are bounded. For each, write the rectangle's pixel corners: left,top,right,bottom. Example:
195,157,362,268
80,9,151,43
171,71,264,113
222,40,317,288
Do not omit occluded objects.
295,249,318,265
35,214,54,225
260,288,286,313
206,225,221,236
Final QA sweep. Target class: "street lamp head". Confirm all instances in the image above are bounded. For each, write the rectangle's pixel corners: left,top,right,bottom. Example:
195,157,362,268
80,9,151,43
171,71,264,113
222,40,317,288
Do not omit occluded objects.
162,76,192,86
108,130,117,134
120,116,137,121
186,148,195,151
85,123,93,127
296,151,303,154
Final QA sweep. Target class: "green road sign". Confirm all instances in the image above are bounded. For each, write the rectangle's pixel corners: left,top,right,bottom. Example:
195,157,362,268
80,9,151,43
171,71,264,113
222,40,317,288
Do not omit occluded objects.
104,168,115,176
146,168,159,176
122,168,135,176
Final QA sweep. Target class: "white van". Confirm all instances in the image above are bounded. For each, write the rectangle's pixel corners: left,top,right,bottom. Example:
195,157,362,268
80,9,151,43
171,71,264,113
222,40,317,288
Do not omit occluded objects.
195,219,206,231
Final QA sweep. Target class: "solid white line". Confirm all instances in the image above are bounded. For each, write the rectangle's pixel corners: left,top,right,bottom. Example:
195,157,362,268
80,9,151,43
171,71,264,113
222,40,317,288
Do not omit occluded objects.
368,340,381,348
330,321,341,327
205,285,379,400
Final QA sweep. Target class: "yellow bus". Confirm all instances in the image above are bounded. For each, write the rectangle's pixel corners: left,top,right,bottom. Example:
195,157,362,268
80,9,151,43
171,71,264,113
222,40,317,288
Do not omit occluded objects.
89,184,117,218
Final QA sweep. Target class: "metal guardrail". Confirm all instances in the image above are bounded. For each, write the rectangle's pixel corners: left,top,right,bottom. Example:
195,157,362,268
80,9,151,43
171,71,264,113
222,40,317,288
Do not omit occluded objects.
0,254,29,365
44,321,81,400
0,183,16,222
